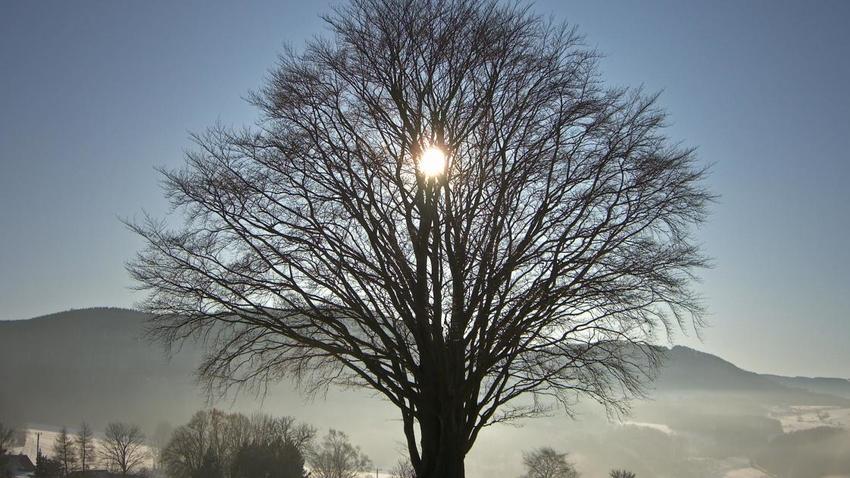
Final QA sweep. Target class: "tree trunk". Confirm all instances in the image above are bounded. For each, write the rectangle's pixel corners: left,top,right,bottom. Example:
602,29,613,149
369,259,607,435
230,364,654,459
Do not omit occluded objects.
415,392,468,478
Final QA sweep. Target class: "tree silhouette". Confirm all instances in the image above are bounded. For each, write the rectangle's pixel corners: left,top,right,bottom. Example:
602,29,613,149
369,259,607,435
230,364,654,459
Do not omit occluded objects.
308,429,371,478
194,449,225,478
390,458,416,478
231,439,306,478
521,448,579,478
75,423,96,472
610,471,636,478
52,427,77,477
162,410,314,478
129,0,710,477
100,422,147,476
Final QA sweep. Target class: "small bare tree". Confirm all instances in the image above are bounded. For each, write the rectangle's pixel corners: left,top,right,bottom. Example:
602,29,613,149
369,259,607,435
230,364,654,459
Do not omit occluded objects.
52,427,78,477
129,1,711,477
308,429,371,478
521,448,579,478
610,470,636,478
101,422,148,476
390,458,417,478
76,422,96,472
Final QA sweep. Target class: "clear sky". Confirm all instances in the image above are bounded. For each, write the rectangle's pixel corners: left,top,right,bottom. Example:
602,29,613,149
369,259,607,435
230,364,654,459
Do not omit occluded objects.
1,0,848,378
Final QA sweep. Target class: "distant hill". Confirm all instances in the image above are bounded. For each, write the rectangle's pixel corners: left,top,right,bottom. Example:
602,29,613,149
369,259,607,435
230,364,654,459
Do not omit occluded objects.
761,374,850,399
0,308,204,430
0,308,398,440
651,346,850,406
3,308,848,430
655,345,787,391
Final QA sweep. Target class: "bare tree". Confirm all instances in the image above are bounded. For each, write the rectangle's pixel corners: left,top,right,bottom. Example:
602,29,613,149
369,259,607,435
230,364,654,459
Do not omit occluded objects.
308,429,371,478
390,458,416,478
161,410,313,478
76,422,96,472
609,471,636,478
128,0,711,477
101,422,148,476
245,414,315,452
521,448,579,478
52,427,78,477
162,411,209,478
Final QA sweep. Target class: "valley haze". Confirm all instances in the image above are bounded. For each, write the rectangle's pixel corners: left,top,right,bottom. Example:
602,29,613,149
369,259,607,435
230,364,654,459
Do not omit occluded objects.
2,308,849,477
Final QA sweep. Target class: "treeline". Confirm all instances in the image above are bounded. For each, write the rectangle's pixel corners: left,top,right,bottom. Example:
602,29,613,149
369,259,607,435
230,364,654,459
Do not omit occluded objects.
3,417,639,478
1,420,148,478
153,409,373,478
1,411,371,478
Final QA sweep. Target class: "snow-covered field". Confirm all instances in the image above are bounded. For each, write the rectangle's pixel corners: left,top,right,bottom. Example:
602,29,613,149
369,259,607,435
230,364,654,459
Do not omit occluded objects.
723,468,770,478
11,427,155,469
769,406,850,432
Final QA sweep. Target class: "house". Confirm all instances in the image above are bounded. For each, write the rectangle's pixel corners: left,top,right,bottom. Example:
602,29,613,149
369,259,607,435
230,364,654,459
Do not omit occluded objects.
1,454,35,478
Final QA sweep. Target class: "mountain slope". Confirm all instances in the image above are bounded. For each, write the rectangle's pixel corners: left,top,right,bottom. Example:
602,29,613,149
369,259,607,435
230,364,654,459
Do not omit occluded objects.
761,374,850,399
655,346,788,391
0,308,399,447
2,308,848,430
0,308,204,429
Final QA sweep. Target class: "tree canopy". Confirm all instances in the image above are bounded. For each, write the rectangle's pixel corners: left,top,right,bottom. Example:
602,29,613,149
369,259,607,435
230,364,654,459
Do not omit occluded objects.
130,0,710,476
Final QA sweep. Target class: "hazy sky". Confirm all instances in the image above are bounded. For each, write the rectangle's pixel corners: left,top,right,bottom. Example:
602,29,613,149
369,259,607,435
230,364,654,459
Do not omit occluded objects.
1,0,848,378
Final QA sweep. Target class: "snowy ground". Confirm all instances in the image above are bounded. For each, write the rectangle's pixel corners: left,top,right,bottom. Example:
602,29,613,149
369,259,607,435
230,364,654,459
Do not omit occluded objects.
723,468,770,478
11,427,155,469
769,406,850,432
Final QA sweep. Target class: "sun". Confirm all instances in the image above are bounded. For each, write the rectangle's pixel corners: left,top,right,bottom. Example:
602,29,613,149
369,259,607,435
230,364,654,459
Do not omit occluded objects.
419,145,447,178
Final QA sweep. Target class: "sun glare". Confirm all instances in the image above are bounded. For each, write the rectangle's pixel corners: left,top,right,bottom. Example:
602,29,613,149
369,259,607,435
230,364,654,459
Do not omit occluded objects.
419,146,447,178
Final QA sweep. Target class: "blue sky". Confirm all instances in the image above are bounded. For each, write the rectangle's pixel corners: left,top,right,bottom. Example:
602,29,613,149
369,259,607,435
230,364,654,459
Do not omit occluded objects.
1,0,848,377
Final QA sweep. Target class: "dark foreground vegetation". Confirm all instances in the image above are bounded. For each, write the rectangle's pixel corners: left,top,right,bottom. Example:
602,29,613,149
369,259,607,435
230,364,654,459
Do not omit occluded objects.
2,416,640,478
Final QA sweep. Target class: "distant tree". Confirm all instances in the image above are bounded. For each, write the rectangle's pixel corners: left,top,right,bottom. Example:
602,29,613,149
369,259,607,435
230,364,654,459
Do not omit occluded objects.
162,410,313,478
609,471,636,478
162,412,209,478
75,423,96,472
231,439,306,478
34,454,63,478
194,448,225,478
308,430,371,478
161,409,244,478
245,414,315,454
390,458,416,478
521,448,579,478
52,427,78,477
101,422,148,476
